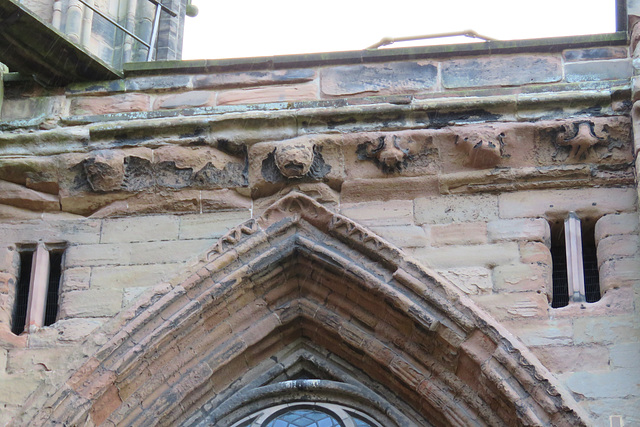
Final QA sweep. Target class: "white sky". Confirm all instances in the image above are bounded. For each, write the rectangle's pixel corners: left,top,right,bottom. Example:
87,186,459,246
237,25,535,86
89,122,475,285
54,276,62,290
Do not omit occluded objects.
182,0,616,60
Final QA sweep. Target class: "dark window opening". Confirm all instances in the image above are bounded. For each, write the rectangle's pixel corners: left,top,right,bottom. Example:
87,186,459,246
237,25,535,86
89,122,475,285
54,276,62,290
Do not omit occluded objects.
550,220,569,308
581,218,601,303
11,250,33,335
44,250,64,326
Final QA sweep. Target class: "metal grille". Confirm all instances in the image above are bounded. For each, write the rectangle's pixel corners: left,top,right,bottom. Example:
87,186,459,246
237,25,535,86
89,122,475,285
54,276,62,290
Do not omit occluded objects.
11,251,33,335
44,251,63,326
582,245,601,303
551,243,569,308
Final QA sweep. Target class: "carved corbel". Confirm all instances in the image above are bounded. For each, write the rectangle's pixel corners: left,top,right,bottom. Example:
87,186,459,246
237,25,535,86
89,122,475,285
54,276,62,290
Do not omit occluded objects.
356,133,414,173
455,128,506,168
556,121,604,160
261,136,331,182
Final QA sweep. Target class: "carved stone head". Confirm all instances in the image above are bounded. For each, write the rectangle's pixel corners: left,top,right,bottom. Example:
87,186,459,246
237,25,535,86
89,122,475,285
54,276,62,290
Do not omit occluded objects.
274,140,315,178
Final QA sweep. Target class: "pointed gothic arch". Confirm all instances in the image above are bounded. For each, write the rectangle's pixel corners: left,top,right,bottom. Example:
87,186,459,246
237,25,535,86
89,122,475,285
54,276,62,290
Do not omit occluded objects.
17,193,590,426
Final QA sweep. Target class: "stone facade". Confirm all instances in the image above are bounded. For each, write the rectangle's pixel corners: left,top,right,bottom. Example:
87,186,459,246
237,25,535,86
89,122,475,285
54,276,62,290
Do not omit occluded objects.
0,4,639,427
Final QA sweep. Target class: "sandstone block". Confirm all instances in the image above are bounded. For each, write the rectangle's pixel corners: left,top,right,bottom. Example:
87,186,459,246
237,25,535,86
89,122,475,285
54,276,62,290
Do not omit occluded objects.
90,263,185,290
0,348,6,371
369,225,429,249
0,220,101,245
573,316,640,345
566,369,640,399
502,319,573,346
600,257,640,291
442,55,562,88
498,188,637,219
321,61,437,96
595,213,640,242
565,59,632,83
217,82,318,105
55,318,103,342
436,267,492,295
0,180,60,212
154,91,215,110
341,200,414,226
411,242,519,268
0,246,17,272
493,263,549,293
519,241,552,265
192,68,316,90
122,287,149,307
0,272,16,294
531,344,610,373
431,222,487,246
597,235,640,265
69,93,151,115
341,176,439,204
562,47,628,62
58,289,122,318
200,189,252,212
100,215,180,243
488,218,550,244
471,292,549,321
414,194,499,224
610,343,640,369
61,267,91,291
179,211,251,240
0,374,41,405
124,75,192,92
66,240,213,267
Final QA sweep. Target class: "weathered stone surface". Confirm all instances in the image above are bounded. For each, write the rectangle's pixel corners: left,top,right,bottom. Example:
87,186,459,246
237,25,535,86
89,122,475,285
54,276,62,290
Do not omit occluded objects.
0,220,101,245
200,189,252,212
488,218,550,244
563,47,628,62
436,267,492,295
442,55,562,88
217,82,318,105
610,343,640,369
414,194,499,224
58,289,122,318
341,200,414,226
154,91,215,110
0,180,60,212
341,176,440,203
595,213,640,242
574,316,640,345
531,345,610,373
493,263,549,293
503,319,573,346
518,241,552,265
411,242,519,268
600,257,640,290
431,222,487,246
369,225,429,248
597,235,640,264
100,215,179,243
61,267,91,291
192,69,316,90
471,292,549,320
90,263,186,290
321,61,437,96
55,318,103,342
69,93,151,115
0,374,41,405
179,211,251,240
565,59,633,83
498,188,637,219
566,370,640,399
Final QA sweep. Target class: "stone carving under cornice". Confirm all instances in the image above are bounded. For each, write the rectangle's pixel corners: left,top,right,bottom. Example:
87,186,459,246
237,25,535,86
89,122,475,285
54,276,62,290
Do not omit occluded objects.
454,127,506,169
356,133,417,173
260,138,332,184
556,121,605,160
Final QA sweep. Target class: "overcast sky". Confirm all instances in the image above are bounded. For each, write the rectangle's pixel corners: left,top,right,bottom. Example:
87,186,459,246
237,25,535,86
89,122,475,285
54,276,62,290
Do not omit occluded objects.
182,0,616,60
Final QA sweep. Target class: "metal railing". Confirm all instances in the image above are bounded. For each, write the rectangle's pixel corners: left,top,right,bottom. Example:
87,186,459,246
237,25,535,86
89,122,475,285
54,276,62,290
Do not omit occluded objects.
76,0,177,61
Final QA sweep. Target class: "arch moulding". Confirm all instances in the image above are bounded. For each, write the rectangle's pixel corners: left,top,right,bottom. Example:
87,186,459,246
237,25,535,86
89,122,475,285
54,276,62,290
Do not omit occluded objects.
15,193,590,427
